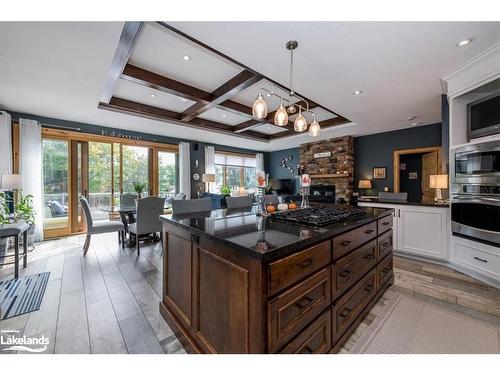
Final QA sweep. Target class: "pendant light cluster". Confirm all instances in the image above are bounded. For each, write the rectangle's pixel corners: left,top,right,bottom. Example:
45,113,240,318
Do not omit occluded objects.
252,40,321,137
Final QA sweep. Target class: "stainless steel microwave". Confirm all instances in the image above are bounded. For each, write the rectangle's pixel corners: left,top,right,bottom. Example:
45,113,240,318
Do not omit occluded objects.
452,140,500,186
467,92,500,140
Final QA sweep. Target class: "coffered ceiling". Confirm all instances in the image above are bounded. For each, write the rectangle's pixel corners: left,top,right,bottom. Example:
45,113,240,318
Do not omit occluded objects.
0,21,498,151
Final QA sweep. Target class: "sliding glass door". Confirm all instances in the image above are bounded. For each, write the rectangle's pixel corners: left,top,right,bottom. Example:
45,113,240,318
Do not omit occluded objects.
41,129,178,238
42,139,69,235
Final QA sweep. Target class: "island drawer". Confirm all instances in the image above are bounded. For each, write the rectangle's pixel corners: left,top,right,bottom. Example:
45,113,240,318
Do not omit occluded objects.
279,308,331,354
377,254,393,288
333,222,377,260
268,240,331,296
377,229,393,260
332,239,377,299
332,269,377,343
378,214,393,235
268,267,331,353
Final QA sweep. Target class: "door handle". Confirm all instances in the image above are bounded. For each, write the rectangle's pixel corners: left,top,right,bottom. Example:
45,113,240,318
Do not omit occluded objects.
398,209,400,218
473,256,488,263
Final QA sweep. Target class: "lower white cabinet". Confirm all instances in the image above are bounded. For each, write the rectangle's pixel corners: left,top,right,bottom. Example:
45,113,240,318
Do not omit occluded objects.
358,202,449,260
451,236,500,283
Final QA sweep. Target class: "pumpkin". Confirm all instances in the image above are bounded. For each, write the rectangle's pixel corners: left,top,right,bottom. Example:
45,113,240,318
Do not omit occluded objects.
266,205,276,213
277,203,289,211
288,202,297,210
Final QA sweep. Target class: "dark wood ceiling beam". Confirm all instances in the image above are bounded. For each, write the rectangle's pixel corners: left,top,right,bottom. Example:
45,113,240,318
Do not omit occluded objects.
181,70,261,122
100,22,144,104
98,97,270,142
121,64,212,103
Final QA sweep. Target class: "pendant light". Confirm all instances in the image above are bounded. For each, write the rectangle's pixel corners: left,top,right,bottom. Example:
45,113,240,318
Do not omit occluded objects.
308,114,320,136
252,91,267,119
274,98,288,126
294,107,307,132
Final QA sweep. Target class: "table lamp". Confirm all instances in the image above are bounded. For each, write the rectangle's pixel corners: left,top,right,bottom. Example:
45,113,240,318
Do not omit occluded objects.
202,173,215,193
358,179,372,196
429,174,448,203
0,174,22,214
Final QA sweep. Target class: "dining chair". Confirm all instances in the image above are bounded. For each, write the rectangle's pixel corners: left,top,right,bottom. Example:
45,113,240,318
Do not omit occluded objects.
80,196,125,256
120,193,138,207
171,198,211,215
128,196,165,255
264,194,279,206
225,196,253,210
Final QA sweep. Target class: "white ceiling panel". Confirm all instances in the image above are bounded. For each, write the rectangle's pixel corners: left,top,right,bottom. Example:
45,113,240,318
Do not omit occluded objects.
114,78,196,112
231,79,284,108
129,23,243,93
252,123,289,134
289,107,338,122
197,107,249,125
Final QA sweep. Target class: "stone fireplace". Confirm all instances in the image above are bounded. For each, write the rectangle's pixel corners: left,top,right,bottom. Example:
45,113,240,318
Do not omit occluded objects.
299,136,354,201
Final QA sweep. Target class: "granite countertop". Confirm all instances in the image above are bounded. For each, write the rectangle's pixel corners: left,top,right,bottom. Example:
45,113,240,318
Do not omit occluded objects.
160,206,393,261
357,198,449,208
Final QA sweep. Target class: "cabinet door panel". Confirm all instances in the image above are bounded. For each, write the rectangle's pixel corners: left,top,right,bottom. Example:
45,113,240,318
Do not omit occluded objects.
195,247,249,353
165,232,193,327
397,207,448,260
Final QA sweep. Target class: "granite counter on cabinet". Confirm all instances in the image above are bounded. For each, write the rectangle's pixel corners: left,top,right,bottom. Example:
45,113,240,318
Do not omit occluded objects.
357,198,449,208
159,206,395,354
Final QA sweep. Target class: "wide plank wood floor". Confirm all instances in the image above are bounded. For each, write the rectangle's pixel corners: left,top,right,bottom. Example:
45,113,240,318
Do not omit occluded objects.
0,233,184,354
1,233,498,354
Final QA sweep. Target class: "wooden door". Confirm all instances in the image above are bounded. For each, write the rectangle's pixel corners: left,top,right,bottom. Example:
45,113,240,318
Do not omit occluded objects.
421,151,438,204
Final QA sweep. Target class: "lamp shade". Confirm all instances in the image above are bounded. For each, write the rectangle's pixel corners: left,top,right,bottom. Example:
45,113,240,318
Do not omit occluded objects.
358,179,372,189
202,173,215,183
429,174,448,189
0,174,22,190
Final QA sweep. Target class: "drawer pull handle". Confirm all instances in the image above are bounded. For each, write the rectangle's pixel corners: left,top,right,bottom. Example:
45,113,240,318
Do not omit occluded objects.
297,259,313,268
339,307,352,318
380,242,390,247
340,240,352,246
295,296,314,309
473,256,488,263
364,253,375,260
365,229,374,234
381,267,390,274
339,269,351,278
364,285,373,292
382,221,390,226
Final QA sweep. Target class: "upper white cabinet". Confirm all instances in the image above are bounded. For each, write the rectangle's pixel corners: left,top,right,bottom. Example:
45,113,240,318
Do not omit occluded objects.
358,202,450,261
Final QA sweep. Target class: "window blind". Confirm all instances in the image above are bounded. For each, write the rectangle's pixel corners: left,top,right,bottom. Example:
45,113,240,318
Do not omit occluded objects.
215,152,256,168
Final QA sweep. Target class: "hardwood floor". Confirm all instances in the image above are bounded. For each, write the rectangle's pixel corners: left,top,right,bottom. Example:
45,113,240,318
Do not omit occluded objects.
1,233,498,354
0,233,185,354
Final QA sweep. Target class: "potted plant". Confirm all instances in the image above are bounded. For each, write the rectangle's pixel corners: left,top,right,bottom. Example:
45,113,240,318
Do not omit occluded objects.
15,190,36,249
132,182,147,198
220,185,231,196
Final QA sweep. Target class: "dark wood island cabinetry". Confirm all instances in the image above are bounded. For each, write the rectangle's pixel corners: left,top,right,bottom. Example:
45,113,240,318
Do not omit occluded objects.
159,207,394,354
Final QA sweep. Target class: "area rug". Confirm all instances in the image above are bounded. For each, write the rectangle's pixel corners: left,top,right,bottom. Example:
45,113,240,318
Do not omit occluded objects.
350,294,500,354
0,272,50,320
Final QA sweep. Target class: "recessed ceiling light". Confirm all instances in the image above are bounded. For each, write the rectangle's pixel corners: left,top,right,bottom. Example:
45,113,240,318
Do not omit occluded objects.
267,125,271,130
353,90,362,95
182,55,191,61
407,116,416,121
412,122,420,126
150,93,156,98
222,114,227,118
456,39,472,47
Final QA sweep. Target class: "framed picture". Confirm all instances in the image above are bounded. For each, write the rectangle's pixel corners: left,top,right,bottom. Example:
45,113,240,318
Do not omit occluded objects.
409,172,418,180
373,167,387,180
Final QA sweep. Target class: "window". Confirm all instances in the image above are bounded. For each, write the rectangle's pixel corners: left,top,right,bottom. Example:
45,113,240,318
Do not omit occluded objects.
213,152,256,194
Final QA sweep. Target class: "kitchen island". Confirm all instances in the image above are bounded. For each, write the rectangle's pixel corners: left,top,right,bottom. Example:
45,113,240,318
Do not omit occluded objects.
159,206,394,353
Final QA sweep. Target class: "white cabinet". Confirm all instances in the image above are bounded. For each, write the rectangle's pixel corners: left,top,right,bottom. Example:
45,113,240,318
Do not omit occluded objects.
451,236,500,284
357,202,450,260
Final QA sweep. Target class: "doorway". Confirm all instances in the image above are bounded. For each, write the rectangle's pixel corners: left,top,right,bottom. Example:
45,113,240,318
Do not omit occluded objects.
393,147,442,204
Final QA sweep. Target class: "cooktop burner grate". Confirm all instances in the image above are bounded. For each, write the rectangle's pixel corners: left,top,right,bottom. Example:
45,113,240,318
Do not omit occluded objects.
271,207,367,226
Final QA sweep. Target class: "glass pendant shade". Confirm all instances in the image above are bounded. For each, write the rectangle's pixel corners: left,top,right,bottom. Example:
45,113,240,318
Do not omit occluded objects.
274,102,289,126
309,115,320,136
294,109,307,132
252,92,268,119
